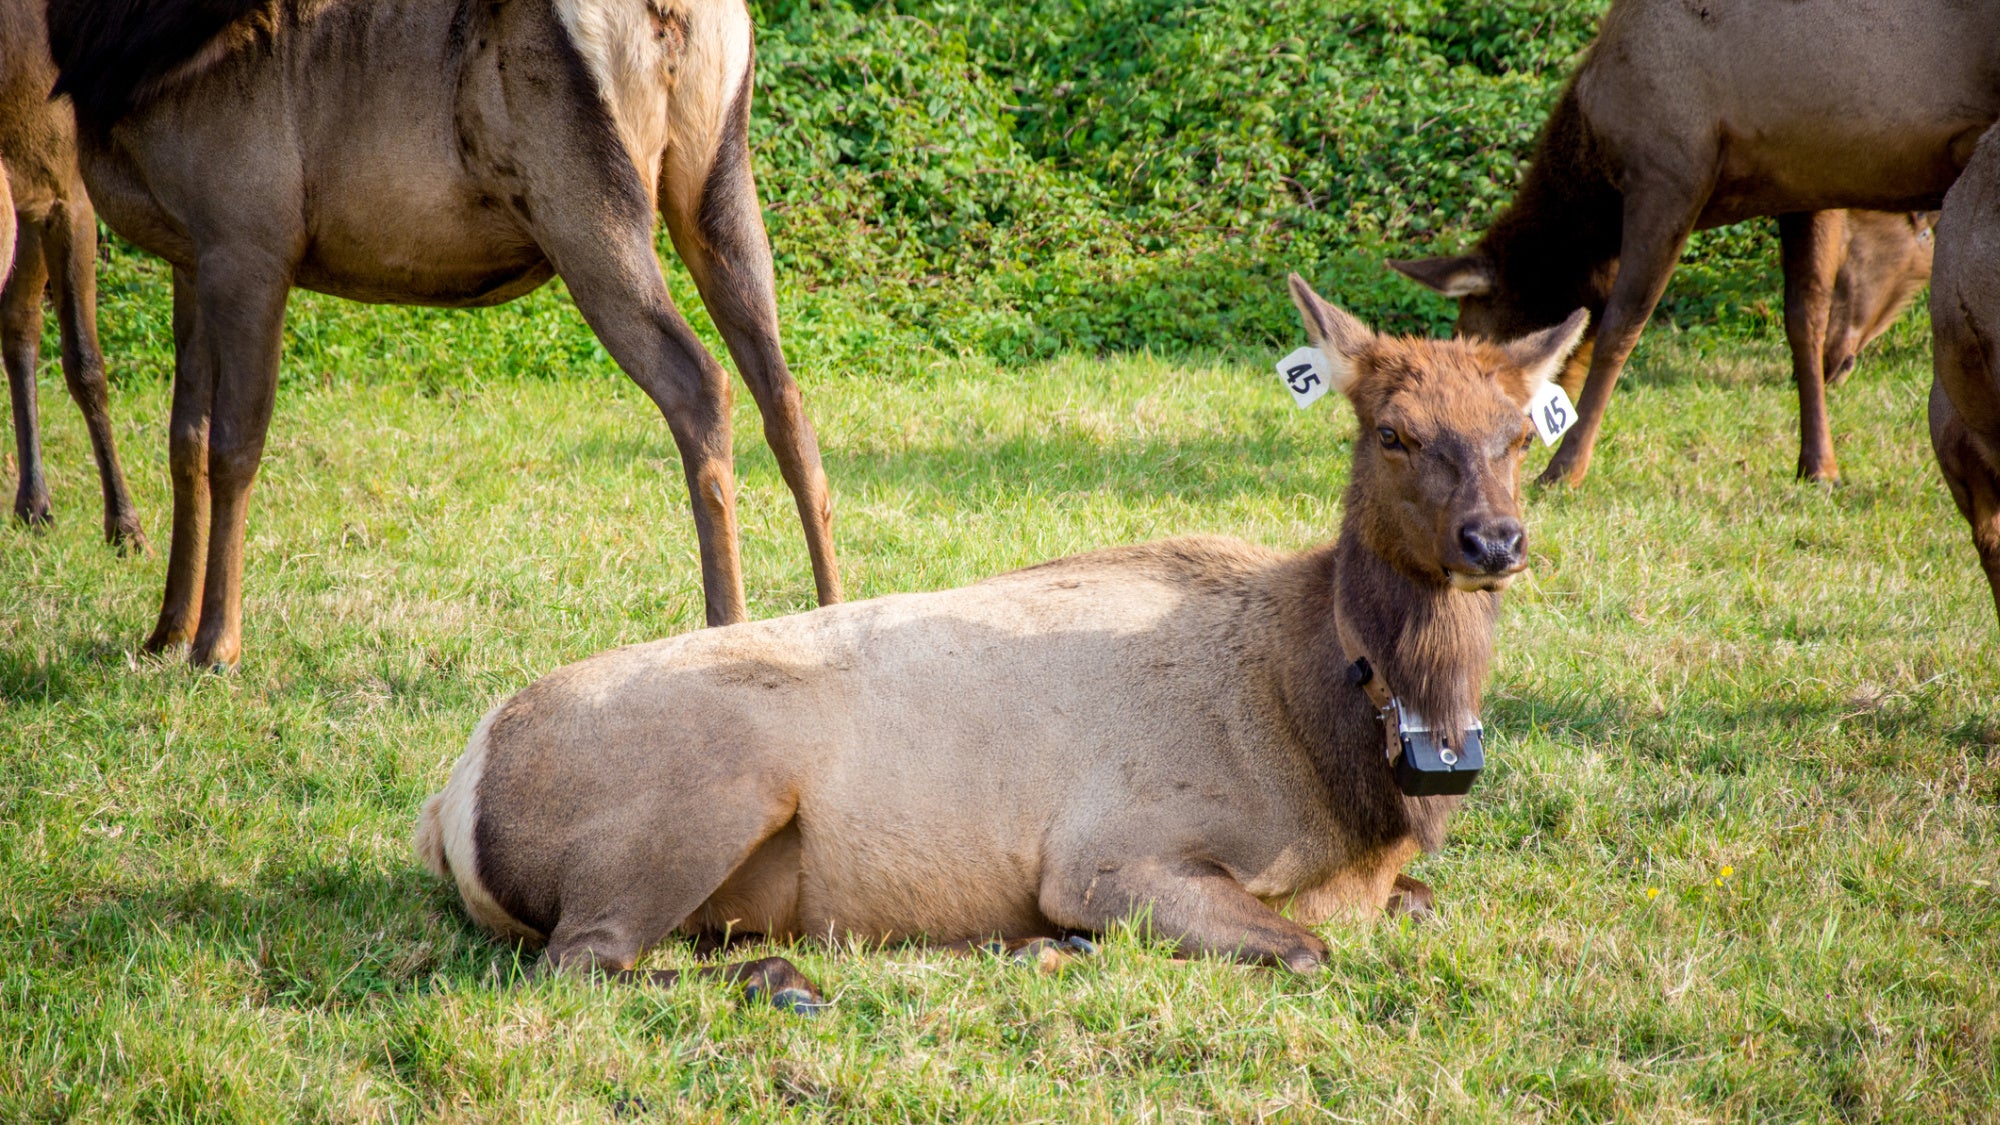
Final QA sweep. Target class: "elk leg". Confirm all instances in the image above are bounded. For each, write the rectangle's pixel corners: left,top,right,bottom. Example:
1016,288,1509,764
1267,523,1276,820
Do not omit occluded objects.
1538,182,1703,487
145,268,213,653
1043,857,1329,971
1930,381,2000,627
3,221,50,527
186,254,290,670
535,221,747,627
45,194,146,550
1386,873,1435,918
663,64,842,610
1780,211,1846,482
540,941,825,1013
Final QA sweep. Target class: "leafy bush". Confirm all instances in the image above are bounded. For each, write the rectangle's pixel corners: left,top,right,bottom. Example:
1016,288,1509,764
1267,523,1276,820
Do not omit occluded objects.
741,0,1784,364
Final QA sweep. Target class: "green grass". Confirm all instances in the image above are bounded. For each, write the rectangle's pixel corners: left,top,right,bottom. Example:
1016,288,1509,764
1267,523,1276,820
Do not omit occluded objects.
2,264,1996,1122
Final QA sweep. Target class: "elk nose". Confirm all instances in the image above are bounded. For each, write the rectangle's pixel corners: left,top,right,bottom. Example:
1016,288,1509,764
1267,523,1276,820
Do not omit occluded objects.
1457,518,1525,573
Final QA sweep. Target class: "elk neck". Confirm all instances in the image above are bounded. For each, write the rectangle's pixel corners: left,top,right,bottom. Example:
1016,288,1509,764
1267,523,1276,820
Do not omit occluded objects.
1264,508,1504,852
1477,81,1624,328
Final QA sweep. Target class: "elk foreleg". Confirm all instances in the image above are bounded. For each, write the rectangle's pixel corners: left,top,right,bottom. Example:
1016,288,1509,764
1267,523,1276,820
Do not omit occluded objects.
1539,180,1703,487
1781,210,1846,482
1044,857,1330,972
186,253,290,670
3,220,49,527
145,268,213,653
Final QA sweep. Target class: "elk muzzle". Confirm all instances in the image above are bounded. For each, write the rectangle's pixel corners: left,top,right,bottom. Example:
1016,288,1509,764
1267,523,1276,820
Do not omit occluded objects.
1447,515,1526,590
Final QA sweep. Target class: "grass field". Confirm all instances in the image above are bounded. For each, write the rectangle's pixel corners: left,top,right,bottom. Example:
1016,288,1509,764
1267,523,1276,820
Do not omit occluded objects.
2,261,1996,1121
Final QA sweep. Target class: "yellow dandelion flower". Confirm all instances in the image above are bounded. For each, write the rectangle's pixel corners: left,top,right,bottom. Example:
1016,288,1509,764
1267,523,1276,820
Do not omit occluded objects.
1720,866,1735,878
1645,887,1661,900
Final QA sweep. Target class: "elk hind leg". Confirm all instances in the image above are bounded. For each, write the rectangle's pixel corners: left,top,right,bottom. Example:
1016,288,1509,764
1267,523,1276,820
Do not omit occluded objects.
3,221,50,527
45,193,145,551
537,807,822,1012
662,63,841,608
1930,381,2000,626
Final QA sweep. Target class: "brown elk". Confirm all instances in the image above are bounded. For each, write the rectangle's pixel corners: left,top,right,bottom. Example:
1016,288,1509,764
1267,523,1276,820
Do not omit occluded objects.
1,0,144,549
414,275,1588,1007
1929,125,2000,628
1391,0,1999,486
1823,211,1935,390
46,0,842,668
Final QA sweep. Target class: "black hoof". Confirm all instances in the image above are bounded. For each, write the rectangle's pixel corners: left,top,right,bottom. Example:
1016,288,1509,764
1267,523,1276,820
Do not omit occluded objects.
1062,935,1098,956
769,987,825,1015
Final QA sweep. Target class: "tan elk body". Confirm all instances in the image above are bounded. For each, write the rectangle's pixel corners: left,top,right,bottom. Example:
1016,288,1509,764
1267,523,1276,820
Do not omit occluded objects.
47,0,840,667
417,280,1588,1002
1393,0,1998,485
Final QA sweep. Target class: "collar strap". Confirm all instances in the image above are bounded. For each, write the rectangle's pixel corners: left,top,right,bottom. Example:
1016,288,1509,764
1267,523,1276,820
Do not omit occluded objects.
1344,654,1487,797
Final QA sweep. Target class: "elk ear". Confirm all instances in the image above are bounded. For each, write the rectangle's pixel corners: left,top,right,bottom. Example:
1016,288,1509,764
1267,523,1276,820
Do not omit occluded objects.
1388,254,1495,298
1286,273,1373,394
1500,309,1590,402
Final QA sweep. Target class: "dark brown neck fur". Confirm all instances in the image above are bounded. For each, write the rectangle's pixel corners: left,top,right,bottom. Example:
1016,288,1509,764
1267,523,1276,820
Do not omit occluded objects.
1269,516,1502,854
1477,81,1624,330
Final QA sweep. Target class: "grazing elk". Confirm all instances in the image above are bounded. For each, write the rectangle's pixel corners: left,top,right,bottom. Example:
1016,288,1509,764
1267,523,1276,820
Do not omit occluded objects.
46,0,842,668
1823,211,1935,390
2,0,144,549
1929,125,2000,628
415,275,1588,1007
1391,0,2000,486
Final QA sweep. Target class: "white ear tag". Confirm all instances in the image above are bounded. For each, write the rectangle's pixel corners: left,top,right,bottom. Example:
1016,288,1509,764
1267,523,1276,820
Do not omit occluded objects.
1275,347,1333,409
1526,381,1576,446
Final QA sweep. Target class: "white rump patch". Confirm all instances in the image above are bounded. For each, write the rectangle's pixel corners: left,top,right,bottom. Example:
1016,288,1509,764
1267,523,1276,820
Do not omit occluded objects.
425,703,544,944
552,0,753,205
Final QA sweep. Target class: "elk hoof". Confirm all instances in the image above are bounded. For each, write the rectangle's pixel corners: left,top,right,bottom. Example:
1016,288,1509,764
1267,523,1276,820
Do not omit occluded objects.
108,518,149,556
1387,874,1436,919
1062,935,1098,956
13,498,52,528
768,987,826,1016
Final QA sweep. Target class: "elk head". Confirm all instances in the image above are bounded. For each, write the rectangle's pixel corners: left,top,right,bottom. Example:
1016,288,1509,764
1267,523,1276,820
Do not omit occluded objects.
1288,274,1588,591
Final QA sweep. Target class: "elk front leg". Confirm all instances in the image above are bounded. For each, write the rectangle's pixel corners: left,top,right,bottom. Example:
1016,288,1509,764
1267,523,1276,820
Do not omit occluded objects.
1044,857,1329,972
1538,180,1703,487
145,268,214,653
186,253,290,670
1781,211,1846,482
663,60,842,610
4,221,50,527
45,195,145,550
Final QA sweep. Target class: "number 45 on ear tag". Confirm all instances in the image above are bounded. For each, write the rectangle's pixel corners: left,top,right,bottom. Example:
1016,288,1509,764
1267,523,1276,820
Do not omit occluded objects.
1526,381,1576,446
1274,347,1332,409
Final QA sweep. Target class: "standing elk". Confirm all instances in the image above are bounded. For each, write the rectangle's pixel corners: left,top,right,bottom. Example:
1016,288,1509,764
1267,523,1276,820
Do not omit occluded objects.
415,275,1588,1007
46,0,842,668
1391,0,1999,486
1930,125,2000,628
2,0,144,549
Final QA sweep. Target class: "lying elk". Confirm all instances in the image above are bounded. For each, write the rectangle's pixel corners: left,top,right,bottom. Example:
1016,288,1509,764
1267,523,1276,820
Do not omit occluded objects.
415,276,1588,1007
1392,0,1998,486
2,0,143,549
46,0,841,667
1929,125,2000,628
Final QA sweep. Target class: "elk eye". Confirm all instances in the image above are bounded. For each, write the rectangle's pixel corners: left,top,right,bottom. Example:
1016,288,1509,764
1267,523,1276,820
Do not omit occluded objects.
1377,427,1403,451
